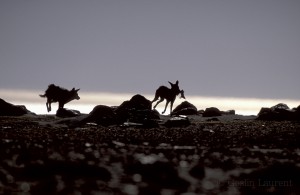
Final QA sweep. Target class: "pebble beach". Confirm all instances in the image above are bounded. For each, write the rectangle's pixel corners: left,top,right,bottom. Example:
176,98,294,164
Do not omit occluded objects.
1,113,299,194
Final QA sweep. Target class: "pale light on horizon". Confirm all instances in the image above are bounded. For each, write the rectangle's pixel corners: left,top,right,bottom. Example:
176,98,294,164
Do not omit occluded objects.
1,89,299,116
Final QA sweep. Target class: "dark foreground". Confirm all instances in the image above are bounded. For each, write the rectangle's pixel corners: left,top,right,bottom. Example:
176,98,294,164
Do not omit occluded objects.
0,115,300,194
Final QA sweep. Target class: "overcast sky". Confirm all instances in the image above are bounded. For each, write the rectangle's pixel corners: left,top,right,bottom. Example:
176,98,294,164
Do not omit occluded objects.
1,0,300,100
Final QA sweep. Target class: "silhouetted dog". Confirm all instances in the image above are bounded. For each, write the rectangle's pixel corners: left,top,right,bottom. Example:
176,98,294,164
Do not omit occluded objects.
151,80,185,114
40,84,80,112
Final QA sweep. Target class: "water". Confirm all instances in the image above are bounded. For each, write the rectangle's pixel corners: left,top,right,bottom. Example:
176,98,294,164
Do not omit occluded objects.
1,89,299,115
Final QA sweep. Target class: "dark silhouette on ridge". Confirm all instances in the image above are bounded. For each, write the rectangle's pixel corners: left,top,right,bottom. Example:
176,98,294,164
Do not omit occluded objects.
40,84,80,112
151,80,185,114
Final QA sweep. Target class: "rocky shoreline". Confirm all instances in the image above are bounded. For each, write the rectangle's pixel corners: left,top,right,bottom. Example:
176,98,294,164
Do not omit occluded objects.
0,96,300,194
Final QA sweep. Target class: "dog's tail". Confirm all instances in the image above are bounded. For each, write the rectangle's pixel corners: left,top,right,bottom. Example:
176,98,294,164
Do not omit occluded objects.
39,94,46,98
151,90,160,103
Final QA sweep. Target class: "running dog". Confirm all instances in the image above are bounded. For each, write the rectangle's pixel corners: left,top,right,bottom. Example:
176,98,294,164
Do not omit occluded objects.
40,84,80,112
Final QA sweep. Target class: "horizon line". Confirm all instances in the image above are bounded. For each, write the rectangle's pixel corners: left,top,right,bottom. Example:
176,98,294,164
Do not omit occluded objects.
0,89,299,115
1,88,300,102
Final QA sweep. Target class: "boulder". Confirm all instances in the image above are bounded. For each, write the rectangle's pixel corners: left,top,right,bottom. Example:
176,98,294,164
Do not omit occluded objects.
85,105,117,126
56,108,81,118
116,94,152,112
257,108,278,120
80,95,160,127
0,98,34,116
271,103,289,111
171,101,198,115
115,94,160,123
257,103,300,121
202,107,222,117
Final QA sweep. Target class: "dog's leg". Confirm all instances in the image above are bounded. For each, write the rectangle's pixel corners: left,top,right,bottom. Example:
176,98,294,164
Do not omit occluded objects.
151,91,159,105
46,102,51,112
170,100,175,116
170,101,174,115
153,98,164,109
162,101,170,114
46,102,49,112
45,98,50,112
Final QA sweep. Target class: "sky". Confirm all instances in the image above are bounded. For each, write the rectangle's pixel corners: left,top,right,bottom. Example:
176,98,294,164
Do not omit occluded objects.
1,0,300,101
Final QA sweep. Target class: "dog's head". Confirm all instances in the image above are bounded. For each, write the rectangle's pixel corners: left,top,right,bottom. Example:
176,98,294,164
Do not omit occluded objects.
169,80,181,95
71,88,80,100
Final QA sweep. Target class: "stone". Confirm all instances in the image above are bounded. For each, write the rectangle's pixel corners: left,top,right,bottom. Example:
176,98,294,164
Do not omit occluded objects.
171,101,198,115
271,103,290,111
197,110,204,115
202,107,222,117
115,94,160,123
0,98,34,116
116,94,152,113
164,116,191,128
85,105,117,126
257,107,281,120
56,108,81,118
257,103,300,121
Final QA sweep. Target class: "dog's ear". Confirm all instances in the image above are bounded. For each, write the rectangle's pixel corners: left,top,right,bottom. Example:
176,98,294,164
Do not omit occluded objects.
72,88,75,91
168,81,173,86
76,88,80,92
175,80,179,85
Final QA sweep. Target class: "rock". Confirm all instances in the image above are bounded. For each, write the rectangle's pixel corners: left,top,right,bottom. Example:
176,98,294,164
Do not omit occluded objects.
80,95,160,127
202,107,222,117
0,98,34,116
115,94,160,123
164,116,191,128
197,110,204,115
294,106,300,120
116,94,152,112
56,108,81,118
85,105,117,126
271,103,289,111
257,107,279,120
257,103,299,121
221,110,235,115
171,101,198,115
